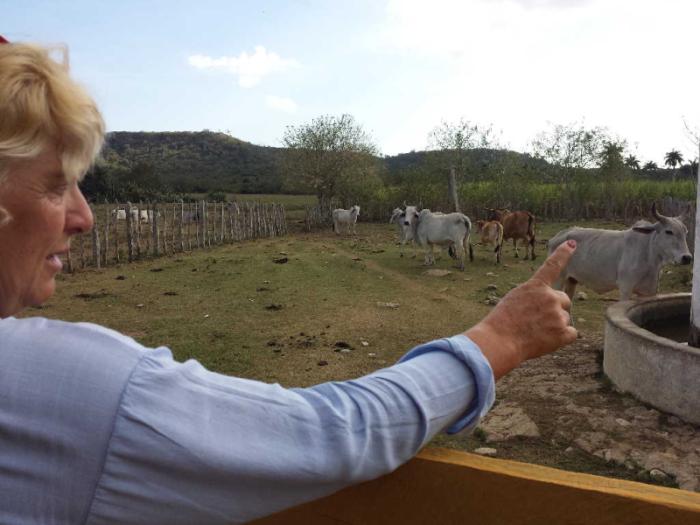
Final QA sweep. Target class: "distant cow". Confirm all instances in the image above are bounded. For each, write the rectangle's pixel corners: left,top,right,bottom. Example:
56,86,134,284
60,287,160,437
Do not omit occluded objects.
333,205,361,235
111,208,155,223
414,209,474,271
475,220,504,264
486,207,536,260
547,203,692,301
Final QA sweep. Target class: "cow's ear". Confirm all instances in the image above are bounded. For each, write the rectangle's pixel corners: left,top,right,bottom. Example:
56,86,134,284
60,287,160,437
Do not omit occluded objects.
633,225,655,235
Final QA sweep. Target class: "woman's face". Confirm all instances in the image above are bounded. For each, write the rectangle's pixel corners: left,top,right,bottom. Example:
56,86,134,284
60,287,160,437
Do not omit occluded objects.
0,145,93,317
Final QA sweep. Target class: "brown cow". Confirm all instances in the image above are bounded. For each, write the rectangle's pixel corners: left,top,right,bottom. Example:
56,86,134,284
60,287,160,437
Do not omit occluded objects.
475,220,503,263
485,208,536,260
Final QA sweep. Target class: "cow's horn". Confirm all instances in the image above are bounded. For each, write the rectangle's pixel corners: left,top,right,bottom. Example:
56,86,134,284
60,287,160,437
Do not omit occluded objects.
651,202,666,222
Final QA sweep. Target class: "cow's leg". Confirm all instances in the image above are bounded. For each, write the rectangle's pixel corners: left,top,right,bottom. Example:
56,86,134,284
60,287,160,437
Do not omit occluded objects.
513,239,519,258
495,242,502,264
529,234,537,260
563,277,578,301
333,221,339,234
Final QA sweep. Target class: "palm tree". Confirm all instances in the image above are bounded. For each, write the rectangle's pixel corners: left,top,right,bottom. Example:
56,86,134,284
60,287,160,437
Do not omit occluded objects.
624,155,640,170
664,149,684,181
643,161,658,171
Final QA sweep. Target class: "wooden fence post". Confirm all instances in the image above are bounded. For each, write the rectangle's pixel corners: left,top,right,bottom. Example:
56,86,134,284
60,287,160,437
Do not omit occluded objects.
91,206,100,269
126,202,134,262
152,203,159,257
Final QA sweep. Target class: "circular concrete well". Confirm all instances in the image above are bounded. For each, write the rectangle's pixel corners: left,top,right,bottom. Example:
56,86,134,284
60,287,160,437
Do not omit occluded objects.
604,293,700,425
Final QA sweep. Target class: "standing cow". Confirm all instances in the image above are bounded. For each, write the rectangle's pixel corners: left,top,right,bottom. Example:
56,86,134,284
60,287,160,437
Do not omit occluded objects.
486,207,536,260
332,205,360,235
413,209,474,271
475,220,504,264
390,205,420,257
547,203,692,301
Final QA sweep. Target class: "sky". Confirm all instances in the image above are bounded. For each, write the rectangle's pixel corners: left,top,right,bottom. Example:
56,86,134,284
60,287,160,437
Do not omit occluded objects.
3,0,700,165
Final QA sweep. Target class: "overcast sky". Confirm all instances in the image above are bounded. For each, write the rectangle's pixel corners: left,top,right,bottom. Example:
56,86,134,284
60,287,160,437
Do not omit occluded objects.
4,0,700,164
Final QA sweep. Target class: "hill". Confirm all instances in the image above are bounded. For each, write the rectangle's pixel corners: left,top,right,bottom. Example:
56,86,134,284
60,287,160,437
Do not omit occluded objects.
100,131,286,194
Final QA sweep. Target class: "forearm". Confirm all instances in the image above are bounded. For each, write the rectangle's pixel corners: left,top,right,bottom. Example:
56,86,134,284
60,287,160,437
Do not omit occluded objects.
89,338,495,524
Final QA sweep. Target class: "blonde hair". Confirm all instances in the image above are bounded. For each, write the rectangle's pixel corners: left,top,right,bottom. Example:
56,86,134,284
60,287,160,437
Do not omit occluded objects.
0,42,105,184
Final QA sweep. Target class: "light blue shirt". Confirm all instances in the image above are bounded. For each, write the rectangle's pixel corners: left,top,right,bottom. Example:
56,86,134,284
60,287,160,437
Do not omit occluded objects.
0,316,495,524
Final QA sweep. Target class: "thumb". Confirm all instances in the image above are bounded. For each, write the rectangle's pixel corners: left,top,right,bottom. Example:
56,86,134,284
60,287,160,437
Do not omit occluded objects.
531,239,576,286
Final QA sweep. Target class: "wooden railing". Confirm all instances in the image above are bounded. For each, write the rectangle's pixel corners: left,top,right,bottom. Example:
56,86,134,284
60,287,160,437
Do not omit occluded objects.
253,448,700,525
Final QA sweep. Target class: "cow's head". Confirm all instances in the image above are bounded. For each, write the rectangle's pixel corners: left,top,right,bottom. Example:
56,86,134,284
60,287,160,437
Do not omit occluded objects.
632,203,693,265
351,205,360,216
484,207,509,222
403,205,420,227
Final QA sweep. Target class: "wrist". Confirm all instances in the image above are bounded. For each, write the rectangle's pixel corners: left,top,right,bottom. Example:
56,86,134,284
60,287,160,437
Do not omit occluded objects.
464,323,522,380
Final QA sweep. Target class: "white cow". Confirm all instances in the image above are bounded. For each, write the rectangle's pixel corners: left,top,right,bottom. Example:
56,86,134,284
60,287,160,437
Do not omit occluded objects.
332,205,360,235
111,208,152,223
390,205,419,256
412,209,474,270
548,203,692,301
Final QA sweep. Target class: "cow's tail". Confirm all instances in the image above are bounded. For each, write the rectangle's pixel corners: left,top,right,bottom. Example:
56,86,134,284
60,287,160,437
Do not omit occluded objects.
527,212,537,259
462,215,474,262
494,222,504,254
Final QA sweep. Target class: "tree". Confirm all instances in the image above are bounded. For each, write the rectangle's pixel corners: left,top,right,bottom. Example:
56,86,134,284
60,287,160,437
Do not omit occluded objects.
624,155,641,170
643,161,659,171
664,149,684,181
282,114,379,206
530,121,611,184
599,141,627,180
427,118,501,211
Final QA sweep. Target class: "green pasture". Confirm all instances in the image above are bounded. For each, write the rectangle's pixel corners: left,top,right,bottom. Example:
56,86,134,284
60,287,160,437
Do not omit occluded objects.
32,220,692,482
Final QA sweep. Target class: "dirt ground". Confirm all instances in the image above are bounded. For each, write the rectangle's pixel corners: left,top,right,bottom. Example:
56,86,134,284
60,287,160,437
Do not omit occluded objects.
433,330,700,491
43,220,699,492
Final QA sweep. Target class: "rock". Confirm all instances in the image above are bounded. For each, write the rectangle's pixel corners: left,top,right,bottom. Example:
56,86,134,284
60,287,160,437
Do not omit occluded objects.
115,275,126,280
136,303,144,308
615,418,631,427
649,468,669,482
334,341,352,349
474,447,498,457
273,257,288,264
577,317,586,323
486,284,498,291
480,403,540,442
486,272,496,277
573,431,607,454
317,360,328,366
265,303,283,310
376,302,400,309
368,352,377,357
565,447,575,455
424,269,451,277
361,341,369,347
576,291,588,301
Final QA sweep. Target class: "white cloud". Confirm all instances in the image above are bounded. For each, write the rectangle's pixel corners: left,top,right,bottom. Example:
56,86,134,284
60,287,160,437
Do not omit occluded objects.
265,95,298,113
188,46,299,88
377,0,700,161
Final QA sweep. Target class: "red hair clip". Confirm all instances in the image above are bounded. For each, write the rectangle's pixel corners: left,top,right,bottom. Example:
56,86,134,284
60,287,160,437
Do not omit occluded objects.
0,35,9,44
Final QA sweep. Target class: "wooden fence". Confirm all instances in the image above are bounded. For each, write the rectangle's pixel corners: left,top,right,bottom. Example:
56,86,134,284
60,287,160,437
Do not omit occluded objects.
253,447,700,525
66,201,287,272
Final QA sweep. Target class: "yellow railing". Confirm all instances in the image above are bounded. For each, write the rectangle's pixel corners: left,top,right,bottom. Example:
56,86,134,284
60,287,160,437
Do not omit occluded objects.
253,447,700,525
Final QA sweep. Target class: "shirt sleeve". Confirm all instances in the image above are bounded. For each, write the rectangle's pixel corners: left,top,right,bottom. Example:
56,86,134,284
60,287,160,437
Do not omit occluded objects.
86,334,495,525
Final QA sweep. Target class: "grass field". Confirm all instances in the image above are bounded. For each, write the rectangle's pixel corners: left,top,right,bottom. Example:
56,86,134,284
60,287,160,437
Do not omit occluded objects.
30,219,694,487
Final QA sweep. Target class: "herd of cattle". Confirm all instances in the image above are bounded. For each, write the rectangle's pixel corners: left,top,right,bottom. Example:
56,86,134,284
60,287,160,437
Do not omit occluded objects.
332,202,693,300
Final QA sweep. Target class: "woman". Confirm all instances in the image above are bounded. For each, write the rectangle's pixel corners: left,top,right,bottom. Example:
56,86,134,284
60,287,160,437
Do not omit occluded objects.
0,40,577,524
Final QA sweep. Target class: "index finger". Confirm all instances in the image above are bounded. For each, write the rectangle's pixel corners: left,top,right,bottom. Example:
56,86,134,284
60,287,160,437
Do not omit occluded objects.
531,239,576,286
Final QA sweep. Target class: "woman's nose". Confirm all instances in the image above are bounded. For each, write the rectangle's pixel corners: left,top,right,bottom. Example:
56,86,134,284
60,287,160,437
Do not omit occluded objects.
65,184,94,235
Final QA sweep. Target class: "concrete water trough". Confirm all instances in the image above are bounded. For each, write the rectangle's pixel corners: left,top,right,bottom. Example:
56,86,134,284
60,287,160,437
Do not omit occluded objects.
604,293,700,425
